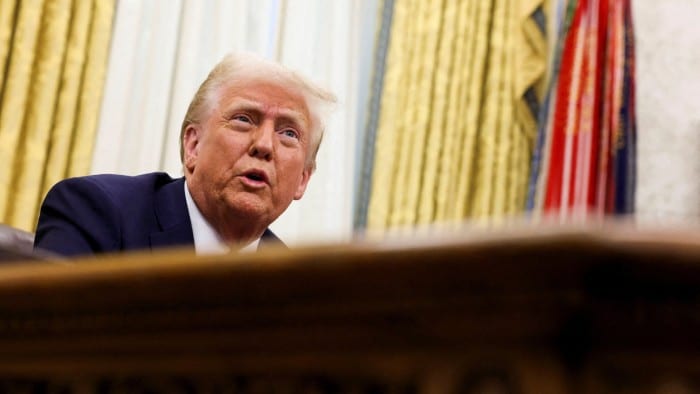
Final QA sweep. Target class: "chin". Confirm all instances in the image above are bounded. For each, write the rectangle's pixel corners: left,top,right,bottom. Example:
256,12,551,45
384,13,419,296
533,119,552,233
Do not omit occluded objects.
225,195,270,219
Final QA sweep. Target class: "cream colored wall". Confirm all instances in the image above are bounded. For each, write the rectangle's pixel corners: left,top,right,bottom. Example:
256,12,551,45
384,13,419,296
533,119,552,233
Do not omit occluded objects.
634,1,700,226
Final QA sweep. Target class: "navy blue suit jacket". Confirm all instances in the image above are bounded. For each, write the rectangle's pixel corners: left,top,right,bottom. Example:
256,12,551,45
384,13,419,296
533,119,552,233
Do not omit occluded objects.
34,172,282,256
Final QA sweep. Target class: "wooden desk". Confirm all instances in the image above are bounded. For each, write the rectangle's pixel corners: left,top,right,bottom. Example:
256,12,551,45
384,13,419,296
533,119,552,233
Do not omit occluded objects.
0,226,698,393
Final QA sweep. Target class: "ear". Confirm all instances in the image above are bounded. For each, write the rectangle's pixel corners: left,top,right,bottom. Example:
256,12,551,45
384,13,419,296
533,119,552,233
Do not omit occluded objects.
293,167,314,200
183,124,201,173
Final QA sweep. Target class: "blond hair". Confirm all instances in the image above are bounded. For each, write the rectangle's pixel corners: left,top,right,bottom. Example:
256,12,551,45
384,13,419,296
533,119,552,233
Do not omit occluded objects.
179,53,336,170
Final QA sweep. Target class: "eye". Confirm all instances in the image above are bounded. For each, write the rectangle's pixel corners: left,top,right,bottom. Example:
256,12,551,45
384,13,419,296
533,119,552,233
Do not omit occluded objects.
232,114,252,124
280,129,299,139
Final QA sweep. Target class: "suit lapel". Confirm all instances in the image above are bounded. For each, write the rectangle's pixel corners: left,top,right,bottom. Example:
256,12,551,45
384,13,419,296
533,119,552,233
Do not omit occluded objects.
149,178,195,249
259,228,286,250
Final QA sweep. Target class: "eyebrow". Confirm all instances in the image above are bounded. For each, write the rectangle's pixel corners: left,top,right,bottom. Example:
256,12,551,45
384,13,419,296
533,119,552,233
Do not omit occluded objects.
227,98,309,129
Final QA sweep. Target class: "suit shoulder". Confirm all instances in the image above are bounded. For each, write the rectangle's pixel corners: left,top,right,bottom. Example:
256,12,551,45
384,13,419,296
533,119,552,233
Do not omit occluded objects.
52,172,180,198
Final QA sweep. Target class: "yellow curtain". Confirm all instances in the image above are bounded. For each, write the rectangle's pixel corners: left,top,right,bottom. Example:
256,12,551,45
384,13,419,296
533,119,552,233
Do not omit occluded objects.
367,0,547,231
0,0,115,232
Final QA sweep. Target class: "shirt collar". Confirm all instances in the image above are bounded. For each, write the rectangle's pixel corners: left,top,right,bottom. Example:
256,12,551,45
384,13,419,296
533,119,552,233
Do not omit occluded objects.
184,182,259,254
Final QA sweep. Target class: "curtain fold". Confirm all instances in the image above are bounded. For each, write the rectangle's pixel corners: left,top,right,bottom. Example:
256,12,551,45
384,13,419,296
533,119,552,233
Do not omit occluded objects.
365,0,547,231
0,1,18,96
41,0,92,194
9,0,72,230
66,0,115,177
355,0,394,230
0,0,44,226
0,0,115,231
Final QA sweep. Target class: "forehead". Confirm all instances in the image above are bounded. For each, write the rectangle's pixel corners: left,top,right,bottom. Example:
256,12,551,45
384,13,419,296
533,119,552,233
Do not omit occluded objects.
215,78,311,124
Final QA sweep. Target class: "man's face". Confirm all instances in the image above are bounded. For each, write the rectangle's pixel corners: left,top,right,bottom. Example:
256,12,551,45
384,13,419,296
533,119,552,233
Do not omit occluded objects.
183,78,313,229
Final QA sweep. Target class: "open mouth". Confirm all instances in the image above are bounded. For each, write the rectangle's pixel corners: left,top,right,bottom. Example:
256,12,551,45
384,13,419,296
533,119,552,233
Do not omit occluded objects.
242,170,268,184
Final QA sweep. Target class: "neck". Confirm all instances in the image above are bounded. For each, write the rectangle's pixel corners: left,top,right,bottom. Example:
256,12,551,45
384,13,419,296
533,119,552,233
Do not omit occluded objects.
213,218,266,248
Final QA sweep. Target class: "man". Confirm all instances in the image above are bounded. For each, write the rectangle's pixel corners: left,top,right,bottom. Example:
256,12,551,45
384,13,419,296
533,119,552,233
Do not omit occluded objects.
34,53,336,256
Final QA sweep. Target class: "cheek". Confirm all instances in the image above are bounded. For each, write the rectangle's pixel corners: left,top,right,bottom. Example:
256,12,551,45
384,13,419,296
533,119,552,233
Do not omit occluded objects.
284,166,309,195
280,151,307,173
212,133,248,162
197,140,241,184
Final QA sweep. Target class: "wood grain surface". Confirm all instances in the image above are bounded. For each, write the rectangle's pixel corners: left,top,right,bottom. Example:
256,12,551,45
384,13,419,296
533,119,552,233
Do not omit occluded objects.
0,225,698,393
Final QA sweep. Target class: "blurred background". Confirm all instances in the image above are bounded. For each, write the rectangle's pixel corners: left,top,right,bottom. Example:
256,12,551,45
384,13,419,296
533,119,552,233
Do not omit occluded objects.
0,0,698,245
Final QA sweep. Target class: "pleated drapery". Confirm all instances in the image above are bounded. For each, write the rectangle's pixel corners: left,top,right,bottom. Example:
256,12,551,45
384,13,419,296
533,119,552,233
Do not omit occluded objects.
0,0,115,231
362,0,548,231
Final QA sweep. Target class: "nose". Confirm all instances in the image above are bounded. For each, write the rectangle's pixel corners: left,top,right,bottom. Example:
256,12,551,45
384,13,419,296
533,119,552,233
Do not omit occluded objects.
248,120,274,160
